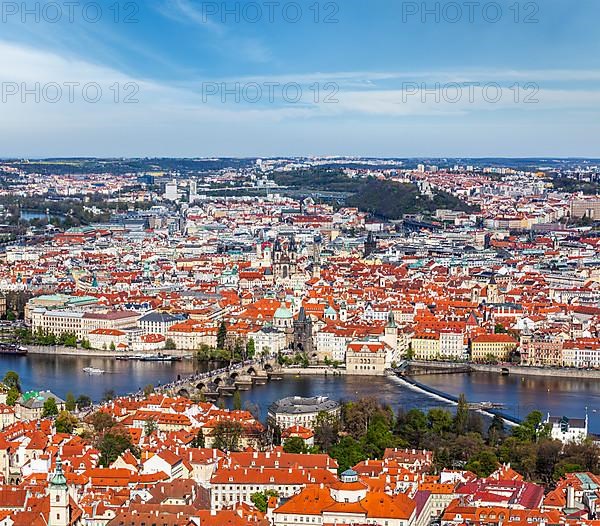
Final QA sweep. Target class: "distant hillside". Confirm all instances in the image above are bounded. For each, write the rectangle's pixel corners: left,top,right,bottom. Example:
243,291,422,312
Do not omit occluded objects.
346,179,478,219
272,169,356,192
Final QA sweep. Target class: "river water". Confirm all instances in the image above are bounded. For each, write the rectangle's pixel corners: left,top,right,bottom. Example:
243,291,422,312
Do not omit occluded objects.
2,355,600,432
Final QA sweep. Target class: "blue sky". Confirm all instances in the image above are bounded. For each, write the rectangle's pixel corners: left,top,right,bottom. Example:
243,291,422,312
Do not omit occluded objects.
1,0,600,157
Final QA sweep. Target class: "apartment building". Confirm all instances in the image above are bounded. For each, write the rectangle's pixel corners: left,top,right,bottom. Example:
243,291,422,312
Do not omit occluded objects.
30,308,140,339
471,334,518,362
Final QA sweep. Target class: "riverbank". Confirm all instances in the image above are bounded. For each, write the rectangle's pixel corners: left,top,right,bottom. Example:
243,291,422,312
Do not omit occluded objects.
281,366,346,375
409,360,600,379
25,345,195,358
471,363,600,379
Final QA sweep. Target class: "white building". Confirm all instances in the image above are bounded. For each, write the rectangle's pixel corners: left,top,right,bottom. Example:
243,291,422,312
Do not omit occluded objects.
268,396,341,431
250,326,287,356
164,179,179,201
546,414,588,444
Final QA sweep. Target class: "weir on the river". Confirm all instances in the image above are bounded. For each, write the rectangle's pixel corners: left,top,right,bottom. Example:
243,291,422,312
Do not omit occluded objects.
395,374,521,427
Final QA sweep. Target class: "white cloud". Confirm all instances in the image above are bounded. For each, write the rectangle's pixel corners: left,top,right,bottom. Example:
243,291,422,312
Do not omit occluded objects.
1,41,600,157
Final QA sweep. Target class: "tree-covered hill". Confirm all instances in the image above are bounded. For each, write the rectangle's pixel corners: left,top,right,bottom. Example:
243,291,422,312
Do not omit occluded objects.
347,179,478,219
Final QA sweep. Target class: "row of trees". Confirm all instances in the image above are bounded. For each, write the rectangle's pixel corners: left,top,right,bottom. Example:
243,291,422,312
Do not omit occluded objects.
295,396,600,483
13,328,81,347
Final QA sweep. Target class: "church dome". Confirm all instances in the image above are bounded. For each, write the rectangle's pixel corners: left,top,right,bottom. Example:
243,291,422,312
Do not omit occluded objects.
274,302,293,319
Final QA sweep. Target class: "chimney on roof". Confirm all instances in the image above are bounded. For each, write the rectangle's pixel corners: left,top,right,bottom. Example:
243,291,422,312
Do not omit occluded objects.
566,485,575,509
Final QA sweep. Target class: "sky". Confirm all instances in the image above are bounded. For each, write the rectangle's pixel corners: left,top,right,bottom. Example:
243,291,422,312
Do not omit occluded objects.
1,0,600,157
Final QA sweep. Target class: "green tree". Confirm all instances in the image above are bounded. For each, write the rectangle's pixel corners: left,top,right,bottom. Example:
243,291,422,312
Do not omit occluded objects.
536,439,563,483
197,343,212,361
76,394,92,409
217,320,227,350
343,398,387,440
212,421,243,452
109,341,116,351
246,338,256,358
454,393,469,435
144,418,158,436
466,449,499,477
428,408,454,435
56,411,79,434
97,426,136,467
488,414,505,446
512,411,548,443
250,490,279,513
42,397,59,417
65,392,77,412
6,310,16,321
450,433,486,466
232,390,242,411
362,413,395,459
164,338,176,350
397,409,428,448
6,386,19,406
62,333,77,347
330,436,367,473
314,411,340,451
90,411,116,433
103,389,116,403
467,411,484,435
143,384,154,397
2,371,21,392
283,436,307,454
81,339,92,350
191,429,205,448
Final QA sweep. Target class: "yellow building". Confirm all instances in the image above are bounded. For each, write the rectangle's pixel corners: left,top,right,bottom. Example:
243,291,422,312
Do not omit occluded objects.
411,333,440,361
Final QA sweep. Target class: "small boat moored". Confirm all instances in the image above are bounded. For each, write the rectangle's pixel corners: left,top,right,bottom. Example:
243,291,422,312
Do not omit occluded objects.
83,367,105,375
0,344,28,355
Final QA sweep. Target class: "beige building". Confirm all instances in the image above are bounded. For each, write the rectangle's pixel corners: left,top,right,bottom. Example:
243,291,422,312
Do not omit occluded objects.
0,404,16,430
15,390,65,421
346,340,391,375
570,197,600,220
471,334,518,362
25,294,98,322
30,308,139,339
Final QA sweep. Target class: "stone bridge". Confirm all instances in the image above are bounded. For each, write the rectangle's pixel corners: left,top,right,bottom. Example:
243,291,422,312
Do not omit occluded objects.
162,358,283,399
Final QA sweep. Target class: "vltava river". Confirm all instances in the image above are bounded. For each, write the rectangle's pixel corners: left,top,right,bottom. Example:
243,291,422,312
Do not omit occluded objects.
2,354,600,433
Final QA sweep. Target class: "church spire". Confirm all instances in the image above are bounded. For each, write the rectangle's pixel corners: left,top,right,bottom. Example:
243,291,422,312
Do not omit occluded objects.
386,310,396,329
50,456,67,487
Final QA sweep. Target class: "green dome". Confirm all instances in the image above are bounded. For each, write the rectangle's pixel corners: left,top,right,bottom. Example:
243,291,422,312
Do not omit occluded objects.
50,457,67,487
274,302,292,319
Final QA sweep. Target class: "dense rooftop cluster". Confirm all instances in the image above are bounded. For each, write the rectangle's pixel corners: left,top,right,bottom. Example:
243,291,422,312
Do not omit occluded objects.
1,391,600,526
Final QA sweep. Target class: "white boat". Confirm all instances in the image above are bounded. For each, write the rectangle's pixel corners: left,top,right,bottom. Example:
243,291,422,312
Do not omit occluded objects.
83,367,105,375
